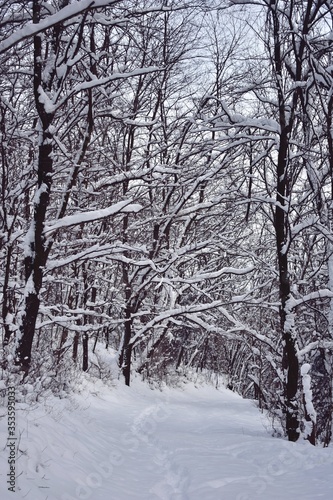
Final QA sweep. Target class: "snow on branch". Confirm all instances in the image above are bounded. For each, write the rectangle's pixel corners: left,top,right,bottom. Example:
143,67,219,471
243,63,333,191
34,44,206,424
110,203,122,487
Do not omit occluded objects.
228,0,265,6
46,241,151,271
186,265,254,282
64,67,161,100
298,341,319,359
214,101,280,133
44,199,142,235
0,1,121,54
290,289,333,308
291,216,319,236
0,0,185,54
129,299,275,351
129,300,224,347
35,67,162,115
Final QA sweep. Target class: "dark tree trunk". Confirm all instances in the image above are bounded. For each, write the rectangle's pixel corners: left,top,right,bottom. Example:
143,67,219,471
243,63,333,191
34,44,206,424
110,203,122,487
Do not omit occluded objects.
16,137,53,371
55,329,68,366
118,212,134,386
15,1,54,372
82,333,89,372
271,4,300,441
276,129,300,442
73,332,79,363
2,248,13,346
119,312,133,387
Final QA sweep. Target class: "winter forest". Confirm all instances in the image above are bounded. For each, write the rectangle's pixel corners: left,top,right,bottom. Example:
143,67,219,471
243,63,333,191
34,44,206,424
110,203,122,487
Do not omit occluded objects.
2,0,333,452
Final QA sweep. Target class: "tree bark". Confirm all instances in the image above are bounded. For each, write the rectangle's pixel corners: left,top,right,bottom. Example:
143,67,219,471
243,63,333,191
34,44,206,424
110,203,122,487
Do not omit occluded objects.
271,4,300,441
15,1,54,372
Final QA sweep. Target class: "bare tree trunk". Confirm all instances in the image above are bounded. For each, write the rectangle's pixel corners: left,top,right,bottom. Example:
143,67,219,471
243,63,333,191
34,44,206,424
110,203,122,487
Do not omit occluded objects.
82,333,89,372
119,228,133,386
72,333,79,364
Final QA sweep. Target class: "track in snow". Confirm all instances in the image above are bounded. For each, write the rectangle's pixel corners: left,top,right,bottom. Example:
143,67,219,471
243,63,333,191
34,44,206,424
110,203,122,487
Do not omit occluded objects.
1,377,333,500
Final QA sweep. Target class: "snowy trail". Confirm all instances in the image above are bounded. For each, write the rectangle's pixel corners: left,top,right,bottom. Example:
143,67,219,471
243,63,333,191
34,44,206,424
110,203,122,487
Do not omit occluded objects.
1,378,333,500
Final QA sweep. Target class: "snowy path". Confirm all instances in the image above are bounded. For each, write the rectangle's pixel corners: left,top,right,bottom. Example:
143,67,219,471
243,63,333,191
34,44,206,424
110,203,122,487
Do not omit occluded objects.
1,378,333,500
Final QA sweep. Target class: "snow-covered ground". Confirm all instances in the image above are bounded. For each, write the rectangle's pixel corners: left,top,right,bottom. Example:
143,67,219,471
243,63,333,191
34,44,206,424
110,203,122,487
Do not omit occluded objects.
1,374,333,500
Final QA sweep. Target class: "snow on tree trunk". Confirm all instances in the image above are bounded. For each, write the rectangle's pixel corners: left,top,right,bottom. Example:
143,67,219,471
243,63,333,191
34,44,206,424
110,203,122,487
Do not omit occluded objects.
301,363,316,445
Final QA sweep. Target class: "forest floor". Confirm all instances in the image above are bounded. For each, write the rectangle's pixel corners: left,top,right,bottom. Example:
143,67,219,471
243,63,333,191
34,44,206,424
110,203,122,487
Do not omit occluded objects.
1,367,333,500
